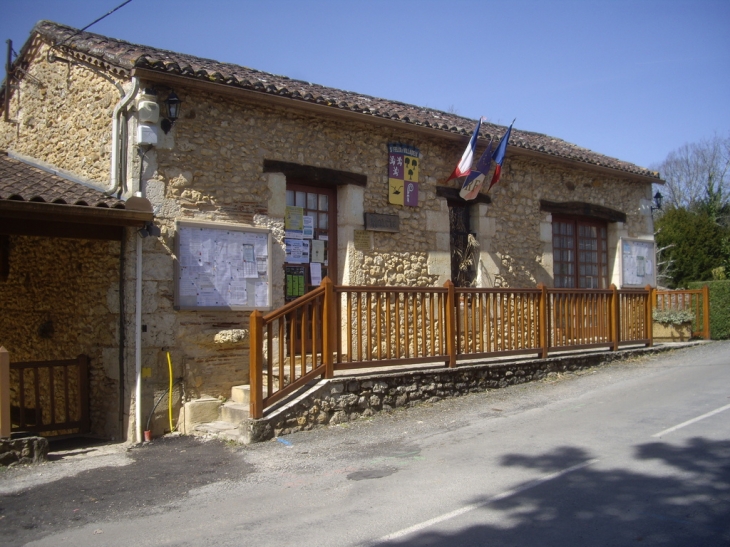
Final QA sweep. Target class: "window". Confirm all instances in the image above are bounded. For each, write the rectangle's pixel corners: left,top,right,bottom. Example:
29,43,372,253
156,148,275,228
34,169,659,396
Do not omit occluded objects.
553,216,608,288
449,202,476,287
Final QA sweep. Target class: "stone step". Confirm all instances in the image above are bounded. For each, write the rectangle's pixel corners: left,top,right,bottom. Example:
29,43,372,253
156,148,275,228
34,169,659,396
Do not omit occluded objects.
230,384,250,404
220,401,249,424
181,396,222,435
191,420,242,443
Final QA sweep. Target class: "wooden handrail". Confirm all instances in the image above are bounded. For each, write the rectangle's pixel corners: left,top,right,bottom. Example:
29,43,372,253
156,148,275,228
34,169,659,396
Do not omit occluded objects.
654,287,711,339
250,310,264,419
445,280,456,368
263,285,326,323
250,282,659,416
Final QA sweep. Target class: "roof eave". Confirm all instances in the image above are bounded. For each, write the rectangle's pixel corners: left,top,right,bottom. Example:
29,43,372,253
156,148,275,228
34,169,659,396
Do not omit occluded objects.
132,67,662,183
508,147,664,184
0,199,153,227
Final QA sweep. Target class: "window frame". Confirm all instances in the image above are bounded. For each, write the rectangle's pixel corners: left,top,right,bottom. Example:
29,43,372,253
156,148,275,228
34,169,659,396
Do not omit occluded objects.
552,215,609,289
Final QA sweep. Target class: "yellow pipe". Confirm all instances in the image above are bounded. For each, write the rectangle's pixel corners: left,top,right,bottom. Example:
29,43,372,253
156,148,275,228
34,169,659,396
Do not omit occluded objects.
167,351,174,432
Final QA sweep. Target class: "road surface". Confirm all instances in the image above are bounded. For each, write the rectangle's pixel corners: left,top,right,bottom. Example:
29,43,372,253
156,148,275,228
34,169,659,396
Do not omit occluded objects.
2,342,729,546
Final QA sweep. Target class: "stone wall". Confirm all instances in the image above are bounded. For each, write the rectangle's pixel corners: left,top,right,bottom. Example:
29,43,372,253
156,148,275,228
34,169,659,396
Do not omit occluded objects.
0,235,121,438
244,346,672,443
481,156,653,288
0,39,118,185
0,436,49,467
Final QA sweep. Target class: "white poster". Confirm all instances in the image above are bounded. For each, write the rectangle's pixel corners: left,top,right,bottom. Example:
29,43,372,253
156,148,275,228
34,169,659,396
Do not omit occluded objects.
620,238,656,288
176,223,271,309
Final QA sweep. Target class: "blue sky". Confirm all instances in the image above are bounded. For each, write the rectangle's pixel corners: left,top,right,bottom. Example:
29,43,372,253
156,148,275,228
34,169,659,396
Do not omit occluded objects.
2,0,729,171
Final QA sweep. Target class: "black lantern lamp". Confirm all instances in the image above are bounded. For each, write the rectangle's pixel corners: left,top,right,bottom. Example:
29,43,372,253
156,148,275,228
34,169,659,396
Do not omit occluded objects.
161,91,181,133
651,191,663,212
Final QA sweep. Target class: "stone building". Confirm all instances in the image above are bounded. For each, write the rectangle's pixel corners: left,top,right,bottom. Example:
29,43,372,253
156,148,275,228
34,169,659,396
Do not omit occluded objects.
0,21,662,442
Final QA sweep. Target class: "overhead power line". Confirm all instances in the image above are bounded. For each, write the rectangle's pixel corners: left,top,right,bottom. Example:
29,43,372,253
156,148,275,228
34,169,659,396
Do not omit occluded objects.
55,0,134,47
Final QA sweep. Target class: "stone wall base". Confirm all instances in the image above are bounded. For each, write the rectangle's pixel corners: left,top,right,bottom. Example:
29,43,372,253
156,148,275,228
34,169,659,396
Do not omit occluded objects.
0,436,49,467
242,344,699,443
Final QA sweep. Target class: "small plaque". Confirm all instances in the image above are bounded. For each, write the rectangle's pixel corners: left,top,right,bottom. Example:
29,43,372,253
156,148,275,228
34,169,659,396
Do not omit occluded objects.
354,230,372,251
364,213,400,232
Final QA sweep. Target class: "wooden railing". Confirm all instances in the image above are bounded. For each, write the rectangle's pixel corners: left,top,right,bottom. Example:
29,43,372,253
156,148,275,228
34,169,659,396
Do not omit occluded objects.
249,279,335,419
336,285,450,369
250,279,656,418
455,287,543,359
654,287,710,339
0,350,90,436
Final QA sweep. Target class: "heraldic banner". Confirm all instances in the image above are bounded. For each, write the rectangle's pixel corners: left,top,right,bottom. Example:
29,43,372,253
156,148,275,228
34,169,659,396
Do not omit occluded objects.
388,143,419,206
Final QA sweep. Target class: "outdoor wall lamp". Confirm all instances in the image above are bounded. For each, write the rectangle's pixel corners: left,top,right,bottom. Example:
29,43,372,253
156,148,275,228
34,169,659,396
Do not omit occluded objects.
160,91,181,134
138,221,161,238
651,191,663,212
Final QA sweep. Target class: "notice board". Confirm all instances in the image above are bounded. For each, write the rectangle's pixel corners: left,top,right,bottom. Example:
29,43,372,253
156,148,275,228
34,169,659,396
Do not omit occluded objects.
620,237,656,288
174,221,271,310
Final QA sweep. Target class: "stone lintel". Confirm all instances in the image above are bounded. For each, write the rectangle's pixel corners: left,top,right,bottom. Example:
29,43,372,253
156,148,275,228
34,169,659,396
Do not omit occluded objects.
540,200,626,223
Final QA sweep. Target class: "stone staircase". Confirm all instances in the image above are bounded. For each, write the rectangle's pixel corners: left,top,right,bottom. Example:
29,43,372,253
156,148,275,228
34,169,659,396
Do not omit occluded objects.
183,384,251,443
182,360,305,443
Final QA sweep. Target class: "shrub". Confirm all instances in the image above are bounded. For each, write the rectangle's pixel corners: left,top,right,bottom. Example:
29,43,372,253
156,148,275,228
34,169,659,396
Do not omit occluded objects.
652,308,694,325
688,280,730,339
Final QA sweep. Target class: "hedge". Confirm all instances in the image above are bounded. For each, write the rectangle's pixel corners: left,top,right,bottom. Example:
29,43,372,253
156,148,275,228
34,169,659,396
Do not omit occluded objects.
688,280,730,340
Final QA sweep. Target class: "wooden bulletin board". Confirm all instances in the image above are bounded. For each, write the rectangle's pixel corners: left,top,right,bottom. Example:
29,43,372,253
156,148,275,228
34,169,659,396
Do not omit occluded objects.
174,220,272,310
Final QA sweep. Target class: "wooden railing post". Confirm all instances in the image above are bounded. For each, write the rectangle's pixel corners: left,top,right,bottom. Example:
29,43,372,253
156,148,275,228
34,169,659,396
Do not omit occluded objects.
644,285,654,348
537,283,548,358
0,347,10,439
610,284,620,351
322,277,335,379
249,310,264,419
702,284,711,340
444,280,456,368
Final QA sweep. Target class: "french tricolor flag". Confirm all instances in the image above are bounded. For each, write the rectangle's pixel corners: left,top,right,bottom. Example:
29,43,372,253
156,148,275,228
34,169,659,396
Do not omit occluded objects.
487,121,514,191
446,117,483,182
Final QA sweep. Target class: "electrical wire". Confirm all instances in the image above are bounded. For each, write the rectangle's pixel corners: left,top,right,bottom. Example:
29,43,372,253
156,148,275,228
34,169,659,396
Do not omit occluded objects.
145,378,183,433
54,0,134,47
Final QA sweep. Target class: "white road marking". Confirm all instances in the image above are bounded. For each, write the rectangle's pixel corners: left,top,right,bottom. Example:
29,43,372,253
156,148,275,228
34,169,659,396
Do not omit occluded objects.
375,459,598,544
652,403,730,438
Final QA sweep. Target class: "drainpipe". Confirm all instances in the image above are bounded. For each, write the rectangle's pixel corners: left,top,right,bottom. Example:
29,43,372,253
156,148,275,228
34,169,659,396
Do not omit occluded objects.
118,233,126,439
108,76,139,195
135,227,143,443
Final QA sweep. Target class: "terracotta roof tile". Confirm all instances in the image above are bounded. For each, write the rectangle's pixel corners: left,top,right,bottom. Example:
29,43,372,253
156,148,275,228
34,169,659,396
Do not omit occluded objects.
0,153,127,209
14,21,660,180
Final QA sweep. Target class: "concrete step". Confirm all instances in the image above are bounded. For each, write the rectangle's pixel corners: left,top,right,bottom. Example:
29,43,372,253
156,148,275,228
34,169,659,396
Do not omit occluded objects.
230,384,250,404
191,420,242,443
221,401,249,424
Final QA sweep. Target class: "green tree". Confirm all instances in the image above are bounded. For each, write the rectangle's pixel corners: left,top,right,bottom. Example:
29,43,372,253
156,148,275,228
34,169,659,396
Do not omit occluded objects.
655,207,730,287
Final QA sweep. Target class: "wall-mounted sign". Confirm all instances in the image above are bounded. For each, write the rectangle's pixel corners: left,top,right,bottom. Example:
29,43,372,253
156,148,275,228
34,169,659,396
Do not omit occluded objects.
354,230,373,251
620,237,656,288
364,213,400,232
388,143,419,206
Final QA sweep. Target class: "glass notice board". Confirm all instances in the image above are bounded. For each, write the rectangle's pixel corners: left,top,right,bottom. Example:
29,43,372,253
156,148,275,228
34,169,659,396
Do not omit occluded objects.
174,221,272,310
619,237,656,288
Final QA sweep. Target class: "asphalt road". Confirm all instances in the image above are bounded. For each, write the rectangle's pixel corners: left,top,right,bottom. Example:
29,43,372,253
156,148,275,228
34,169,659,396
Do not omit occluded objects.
1,342,729,546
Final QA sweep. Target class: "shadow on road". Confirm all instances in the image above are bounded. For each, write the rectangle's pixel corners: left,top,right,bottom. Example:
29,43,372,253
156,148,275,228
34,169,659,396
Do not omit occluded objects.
381,438,730,546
